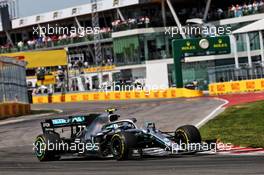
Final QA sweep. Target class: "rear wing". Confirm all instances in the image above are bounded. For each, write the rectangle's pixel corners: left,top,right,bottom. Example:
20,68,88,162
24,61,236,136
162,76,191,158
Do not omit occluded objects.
41,114,100,133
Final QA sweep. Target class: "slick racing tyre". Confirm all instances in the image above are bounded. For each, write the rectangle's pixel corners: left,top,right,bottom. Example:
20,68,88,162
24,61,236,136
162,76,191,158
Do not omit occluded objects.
175,125,202,152
110,132,137,161
34,133,61,161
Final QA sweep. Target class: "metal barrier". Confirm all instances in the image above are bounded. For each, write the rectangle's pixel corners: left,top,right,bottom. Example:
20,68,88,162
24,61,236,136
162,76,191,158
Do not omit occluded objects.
208,63,264,83
0,57,30,118
0,57,28,103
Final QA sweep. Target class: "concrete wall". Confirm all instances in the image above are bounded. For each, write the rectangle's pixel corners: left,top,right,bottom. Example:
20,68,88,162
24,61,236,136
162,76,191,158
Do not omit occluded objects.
0,103,31,119
32,88,204,104
146,60,169,89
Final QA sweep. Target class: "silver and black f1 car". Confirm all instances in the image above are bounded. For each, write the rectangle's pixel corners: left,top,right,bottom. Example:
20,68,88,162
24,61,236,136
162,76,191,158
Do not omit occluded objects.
34,109,202,161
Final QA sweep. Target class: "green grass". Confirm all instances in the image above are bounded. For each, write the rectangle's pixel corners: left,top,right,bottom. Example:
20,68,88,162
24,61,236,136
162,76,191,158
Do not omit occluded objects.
200,101,264,148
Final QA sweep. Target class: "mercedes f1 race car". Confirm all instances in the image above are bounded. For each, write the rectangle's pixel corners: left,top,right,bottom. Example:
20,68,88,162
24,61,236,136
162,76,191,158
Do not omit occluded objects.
34,109,203,161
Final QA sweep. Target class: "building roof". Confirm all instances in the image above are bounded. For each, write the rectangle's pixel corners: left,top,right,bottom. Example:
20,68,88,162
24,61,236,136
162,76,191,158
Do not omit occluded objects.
0,0,140,31
232,18,264,34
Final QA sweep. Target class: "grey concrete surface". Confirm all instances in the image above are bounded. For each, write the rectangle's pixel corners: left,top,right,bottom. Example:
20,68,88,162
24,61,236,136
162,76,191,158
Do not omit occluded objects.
0,98,262,175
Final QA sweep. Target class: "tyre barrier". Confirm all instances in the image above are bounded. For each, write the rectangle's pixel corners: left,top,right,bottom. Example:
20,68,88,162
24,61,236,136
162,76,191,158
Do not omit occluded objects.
32,88,203,104
209,78,264,95
0,103,31,119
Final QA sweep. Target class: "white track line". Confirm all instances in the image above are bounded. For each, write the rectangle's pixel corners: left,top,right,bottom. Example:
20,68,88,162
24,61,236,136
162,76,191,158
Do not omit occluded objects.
196,98,229,128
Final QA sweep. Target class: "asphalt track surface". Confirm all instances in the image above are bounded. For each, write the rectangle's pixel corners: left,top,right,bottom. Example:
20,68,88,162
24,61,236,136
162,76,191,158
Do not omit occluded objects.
0,98,263,175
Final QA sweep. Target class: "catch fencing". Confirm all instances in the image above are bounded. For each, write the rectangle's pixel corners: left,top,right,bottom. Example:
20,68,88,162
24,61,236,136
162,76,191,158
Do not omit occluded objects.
0,57,28,103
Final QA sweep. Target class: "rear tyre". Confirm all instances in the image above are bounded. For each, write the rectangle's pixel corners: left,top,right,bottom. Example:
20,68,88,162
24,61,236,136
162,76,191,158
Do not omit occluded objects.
34,133,61,161
175,125,202,152
110,132,137,161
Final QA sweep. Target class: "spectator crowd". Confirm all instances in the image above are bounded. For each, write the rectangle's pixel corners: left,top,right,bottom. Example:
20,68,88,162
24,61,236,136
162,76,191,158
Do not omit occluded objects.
1,1,264,53
228,0,264,17
1,27,112,52
177,1,264,20
112,16,150,31
1,16,151,52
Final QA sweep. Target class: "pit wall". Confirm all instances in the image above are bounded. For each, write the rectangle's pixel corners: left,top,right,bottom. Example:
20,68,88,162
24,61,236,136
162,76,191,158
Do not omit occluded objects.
32,88,203,104
209,78,264,95
0,103,31,119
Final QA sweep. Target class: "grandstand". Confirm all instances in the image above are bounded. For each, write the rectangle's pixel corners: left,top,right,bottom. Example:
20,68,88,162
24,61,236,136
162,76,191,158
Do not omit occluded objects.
0,0,263,92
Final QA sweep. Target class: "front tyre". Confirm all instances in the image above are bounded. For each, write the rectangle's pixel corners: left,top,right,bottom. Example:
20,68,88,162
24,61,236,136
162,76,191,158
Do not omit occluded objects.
175,125,202,152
